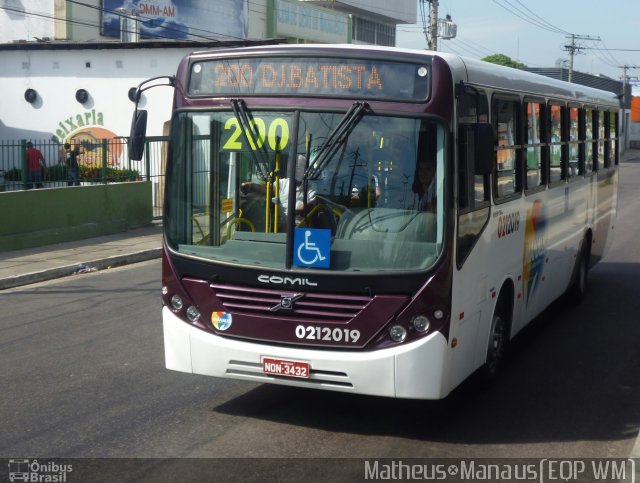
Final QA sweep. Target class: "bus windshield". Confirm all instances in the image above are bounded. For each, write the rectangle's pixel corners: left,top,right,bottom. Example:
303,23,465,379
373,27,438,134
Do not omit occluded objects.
166,109,445,272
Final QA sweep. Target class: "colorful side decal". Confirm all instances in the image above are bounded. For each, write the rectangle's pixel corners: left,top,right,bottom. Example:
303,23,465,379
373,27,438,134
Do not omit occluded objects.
522,199,547,306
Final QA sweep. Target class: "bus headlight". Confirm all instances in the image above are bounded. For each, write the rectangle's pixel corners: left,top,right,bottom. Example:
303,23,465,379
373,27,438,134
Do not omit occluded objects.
411,315,431,332
170,294,184,311
389,324,407,343
186,305,201,322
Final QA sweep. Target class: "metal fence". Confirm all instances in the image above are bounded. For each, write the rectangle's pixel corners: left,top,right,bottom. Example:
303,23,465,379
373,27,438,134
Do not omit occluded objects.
0,137,168,218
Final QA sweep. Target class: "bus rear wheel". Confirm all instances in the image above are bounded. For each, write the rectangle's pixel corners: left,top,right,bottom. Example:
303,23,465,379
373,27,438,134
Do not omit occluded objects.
567,239,589,305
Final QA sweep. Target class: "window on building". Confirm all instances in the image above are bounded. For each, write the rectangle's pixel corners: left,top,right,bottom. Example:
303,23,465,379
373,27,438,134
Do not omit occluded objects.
353,17,396,46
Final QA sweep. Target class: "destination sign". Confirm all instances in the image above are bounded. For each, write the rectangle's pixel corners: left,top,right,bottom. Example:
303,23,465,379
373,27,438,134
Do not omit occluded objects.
187,56,430,101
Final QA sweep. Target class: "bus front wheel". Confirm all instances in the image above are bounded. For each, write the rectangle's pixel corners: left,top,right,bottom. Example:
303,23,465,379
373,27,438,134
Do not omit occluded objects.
478,296,510,386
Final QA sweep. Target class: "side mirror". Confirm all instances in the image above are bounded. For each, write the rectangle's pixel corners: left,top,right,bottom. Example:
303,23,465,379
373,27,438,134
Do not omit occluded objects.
128,109,148,161
475,123,494,175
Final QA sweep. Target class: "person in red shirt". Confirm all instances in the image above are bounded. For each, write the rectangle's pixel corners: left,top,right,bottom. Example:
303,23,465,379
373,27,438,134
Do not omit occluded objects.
26,142,47,189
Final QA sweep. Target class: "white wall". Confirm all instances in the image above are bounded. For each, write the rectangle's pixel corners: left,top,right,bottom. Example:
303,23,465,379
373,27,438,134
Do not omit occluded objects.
0,46,198,142
0,0,55,42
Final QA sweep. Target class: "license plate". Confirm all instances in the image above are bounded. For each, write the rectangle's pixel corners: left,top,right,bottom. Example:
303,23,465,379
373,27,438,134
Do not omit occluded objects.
262,357,310,379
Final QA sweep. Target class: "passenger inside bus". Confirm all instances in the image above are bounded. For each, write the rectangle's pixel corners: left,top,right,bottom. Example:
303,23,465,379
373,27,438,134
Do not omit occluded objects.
412,160,437,212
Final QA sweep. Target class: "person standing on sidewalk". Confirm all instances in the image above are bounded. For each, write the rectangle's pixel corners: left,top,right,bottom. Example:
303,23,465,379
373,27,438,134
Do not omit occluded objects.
26,141,47,189
63,142,81,186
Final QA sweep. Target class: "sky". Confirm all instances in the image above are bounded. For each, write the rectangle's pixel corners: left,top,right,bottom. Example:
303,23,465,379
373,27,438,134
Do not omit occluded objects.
396,0,640,83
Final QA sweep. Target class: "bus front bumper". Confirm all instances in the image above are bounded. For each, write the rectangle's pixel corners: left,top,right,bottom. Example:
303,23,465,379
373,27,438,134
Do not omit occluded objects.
163,306,451,400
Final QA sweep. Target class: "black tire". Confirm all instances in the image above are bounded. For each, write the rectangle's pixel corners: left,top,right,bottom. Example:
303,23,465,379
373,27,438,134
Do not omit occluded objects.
567,240,589,305
477,297,510,386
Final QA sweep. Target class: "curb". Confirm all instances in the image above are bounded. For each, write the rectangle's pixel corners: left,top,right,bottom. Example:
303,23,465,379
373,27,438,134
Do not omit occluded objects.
632,430,640,459
0,248,162,290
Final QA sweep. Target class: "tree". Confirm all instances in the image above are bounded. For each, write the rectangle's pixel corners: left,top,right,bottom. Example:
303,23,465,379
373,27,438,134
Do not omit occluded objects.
481,54,526,69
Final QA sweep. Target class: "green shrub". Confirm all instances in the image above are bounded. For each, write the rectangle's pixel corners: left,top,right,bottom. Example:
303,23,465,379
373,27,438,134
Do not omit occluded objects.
80,165,139,182
3,165,139,183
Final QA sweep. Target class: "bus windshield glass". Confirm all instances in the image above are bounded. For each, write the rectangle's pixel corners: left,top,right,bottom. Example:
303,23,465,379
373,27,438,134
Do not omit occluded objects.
166,110,445,272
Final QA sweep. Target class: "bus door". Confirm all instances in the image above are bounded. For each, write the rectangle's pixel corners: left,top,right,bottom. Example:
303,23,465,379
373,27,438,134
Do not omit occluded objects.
450,86,493,388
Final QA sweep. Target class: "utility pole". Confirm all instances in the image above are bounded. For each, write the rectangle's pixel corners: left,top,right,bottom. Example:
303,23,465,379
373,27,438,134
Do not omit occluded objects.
618,65,639,107
564,34,600,82
421,0,455,51
429,0,438,51
619,65,640,84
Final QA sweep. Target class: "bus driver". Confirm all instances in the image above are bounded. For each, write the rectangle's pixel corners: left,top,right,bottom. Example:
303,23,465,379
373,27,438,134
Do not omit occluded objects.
412,160,436,212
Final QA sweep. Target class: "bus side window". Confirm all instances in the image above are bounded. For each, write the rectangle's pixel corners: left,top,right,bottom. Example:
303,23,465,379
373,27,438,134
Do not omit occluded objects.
524,100,545,191
584,108,594,174
493,97,522,199
456,88,490,268
597,110,606,169
607,111,619,167
548,103,566,184
567,106,581,178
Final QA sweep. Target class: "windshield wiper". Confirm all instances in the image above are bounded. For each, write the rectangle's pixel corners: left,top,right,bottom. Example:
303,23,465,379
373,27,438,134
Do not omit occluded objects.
230,99,271,182
305,101,369,181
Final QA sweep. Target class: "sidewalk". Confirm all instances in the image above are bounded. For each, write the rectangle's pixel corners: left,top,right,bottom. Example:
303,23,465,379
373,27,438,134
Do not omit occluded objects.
0,223,163,290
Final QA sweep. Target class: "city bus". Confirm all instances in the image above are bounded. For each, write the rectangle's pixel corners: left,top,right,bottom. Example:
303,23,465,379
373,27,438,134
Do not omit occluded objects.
130,44,619,399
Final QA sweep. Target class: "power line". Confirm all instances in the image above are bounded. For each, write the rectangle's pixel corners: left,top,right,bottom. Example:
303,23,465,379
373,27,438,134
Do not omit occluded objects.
491,0,567,35
448,36,493,58
591,39,622,66
512,0,569,35
489,1,626,79
586,40,621,69
582,47,640,52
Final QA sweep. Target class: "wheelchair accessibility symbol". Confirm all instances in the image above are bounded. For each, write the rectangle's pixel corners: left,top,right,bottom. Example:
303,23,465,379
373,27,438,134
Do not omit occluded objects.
293,228,331,268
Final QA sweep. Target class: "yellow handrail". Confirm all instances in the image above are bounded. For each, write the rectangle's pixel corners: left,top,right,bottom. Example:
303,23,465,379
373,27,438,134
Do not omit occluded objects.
227,217,256,238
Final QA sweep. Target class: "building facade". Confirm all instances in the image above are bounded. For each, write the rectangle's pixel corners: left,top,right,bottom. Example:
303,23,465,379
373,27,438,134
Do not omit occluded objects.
0,0,416,142
0,0,416,199
2,1,415,45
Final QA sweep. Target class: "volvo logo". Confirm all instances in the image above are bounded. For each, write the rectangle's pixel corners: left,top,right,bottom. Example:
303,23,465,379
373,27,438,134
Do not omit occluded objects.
270,293,304,312
257,274,318,287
